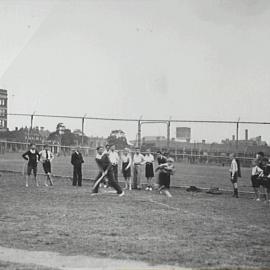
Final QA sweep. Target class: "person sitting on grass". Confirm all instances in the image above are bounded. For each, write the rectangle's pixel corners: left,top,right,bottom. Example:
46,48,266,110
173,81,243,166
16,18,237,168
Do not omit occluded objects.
92,146,124,197
155,157,175,197
22,143,40,187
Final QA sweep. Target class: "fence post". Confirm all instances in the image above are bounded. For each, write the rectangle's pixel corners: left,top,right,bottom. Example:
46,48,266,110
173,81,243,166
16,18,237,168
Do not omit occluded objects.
167,120,170,152
81,117,85,146
236,121,239,155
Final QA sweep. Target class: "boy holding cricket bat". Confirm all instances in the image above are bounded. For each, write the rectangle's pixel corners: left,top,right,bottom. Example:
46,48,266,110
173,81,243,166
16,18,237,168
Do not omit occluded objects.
92,146,124,196
156,157,175,197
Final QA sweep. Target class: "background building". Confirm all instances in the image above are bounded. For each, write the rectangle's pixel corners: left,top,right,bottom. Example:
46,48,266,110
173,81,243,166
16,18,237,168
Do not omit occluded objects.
0,89,7,131
176,127,191,142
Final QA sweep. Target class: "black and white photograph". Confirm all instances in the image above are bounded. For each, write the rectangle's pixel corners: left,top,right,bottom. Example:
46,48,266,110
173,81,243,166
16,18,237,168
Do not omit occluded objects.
0,0,270,269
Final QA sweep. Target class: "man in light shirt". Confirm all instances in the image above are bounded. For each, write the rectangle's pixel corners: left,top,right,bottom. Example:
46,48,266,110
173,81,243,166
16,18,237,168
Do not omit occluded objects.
39,144,54,186
109,144,120,183
132,147,144,190
229,153,239,198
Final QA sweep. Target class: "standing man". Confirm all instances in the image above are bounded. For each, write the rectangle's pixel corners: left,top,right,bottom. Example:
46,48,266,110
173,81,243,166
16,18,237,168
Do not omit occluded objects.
92,146,124,196
39,144,54,186
109,144,120,183
132,147,144,190
22,143,40,187
229,153,239,198
71,147,84,187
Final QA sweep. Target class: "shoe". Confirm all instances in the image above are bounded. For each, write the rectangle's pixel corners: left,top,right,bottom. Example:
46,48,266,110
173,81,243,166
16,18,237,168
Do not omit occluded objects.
91,192,98,196
256,198,261,201
145,187,149,191
149,187,153,191
44,183,48,187
119,191,125,197
25,184,29,188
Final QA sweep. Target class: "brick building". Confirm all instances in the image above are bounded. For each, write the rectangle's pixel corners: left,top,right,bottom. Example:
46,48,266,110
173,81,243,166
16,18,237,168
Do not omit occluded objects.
0,89,8,131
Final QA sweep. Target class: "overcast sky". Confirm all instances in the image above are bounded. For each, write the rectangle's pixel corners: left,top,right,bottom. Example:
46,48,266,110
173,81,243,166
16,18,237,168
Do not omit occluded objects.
0,0,270,142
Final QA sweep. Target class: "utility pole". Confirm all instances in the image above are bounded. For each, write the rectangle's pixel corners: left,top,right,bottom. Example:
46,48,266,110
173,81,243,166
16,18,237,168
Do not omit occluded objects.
81,114,87,146
167,120,171,152
137,120,141,148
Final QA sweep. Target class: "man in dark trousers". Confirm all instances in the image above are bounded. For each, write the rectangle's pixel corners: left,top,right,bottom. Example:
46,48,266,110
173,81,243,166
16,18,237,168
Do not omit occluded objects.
71,147,84,186
92,146,124,196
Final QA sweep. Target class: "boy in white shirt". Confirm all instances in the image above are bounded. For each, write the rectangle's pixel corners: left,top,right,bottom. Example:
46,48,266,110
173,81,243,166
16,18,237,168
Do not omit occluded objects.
39,144,54,186
229,153,239,198
109,144,120,183
132,147,144,190
144,149,155,191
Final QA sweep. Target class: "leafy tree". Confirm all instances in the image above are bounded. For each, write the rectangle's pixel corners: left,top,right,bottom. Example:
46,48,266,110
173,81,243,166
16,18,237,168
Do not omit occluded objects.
107,130,128,150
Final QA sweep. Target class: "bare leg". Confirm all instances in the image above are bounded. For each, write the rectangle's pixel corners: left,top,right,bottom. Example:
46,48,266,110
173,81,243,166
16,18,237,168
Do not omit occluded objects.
124,178,128,189
48,173,53,186
44,175,48,186
34,175,39,187
148,177,153,190
253,187,260,200
128,177,132,190
233,182,239,198
25,175,29,187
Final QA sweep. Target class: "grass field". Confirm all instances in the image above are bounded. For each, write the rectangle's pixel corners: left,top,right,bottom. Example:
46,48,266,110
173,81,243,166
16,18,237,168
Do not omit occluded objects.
0,169,270,269
0,152,256,192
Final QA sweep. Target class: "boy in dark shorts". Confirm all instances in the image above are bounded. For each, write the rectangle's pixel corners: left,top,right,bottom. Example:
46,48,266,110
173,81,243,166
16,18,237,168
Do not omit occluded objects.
251,159,264,201
156,157,175,197
39,144,54,186
251,152,264,201
121,148,132,190
229,153,240,198
22,143,40,187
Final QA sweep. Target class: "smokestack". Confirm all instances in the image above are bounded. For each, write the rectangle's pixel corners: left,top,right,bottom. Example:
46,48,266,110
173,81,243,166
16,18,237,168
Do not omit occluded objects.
245,129,248,141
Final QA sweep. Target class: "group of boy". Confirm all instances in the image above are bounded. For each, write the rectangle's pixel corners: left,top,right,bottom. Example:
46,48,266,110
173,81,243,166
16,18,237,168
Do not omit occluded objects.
22,143,54,187
229,151,270,202
251,151,270,202
91,145,175,197
21,143,175,198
